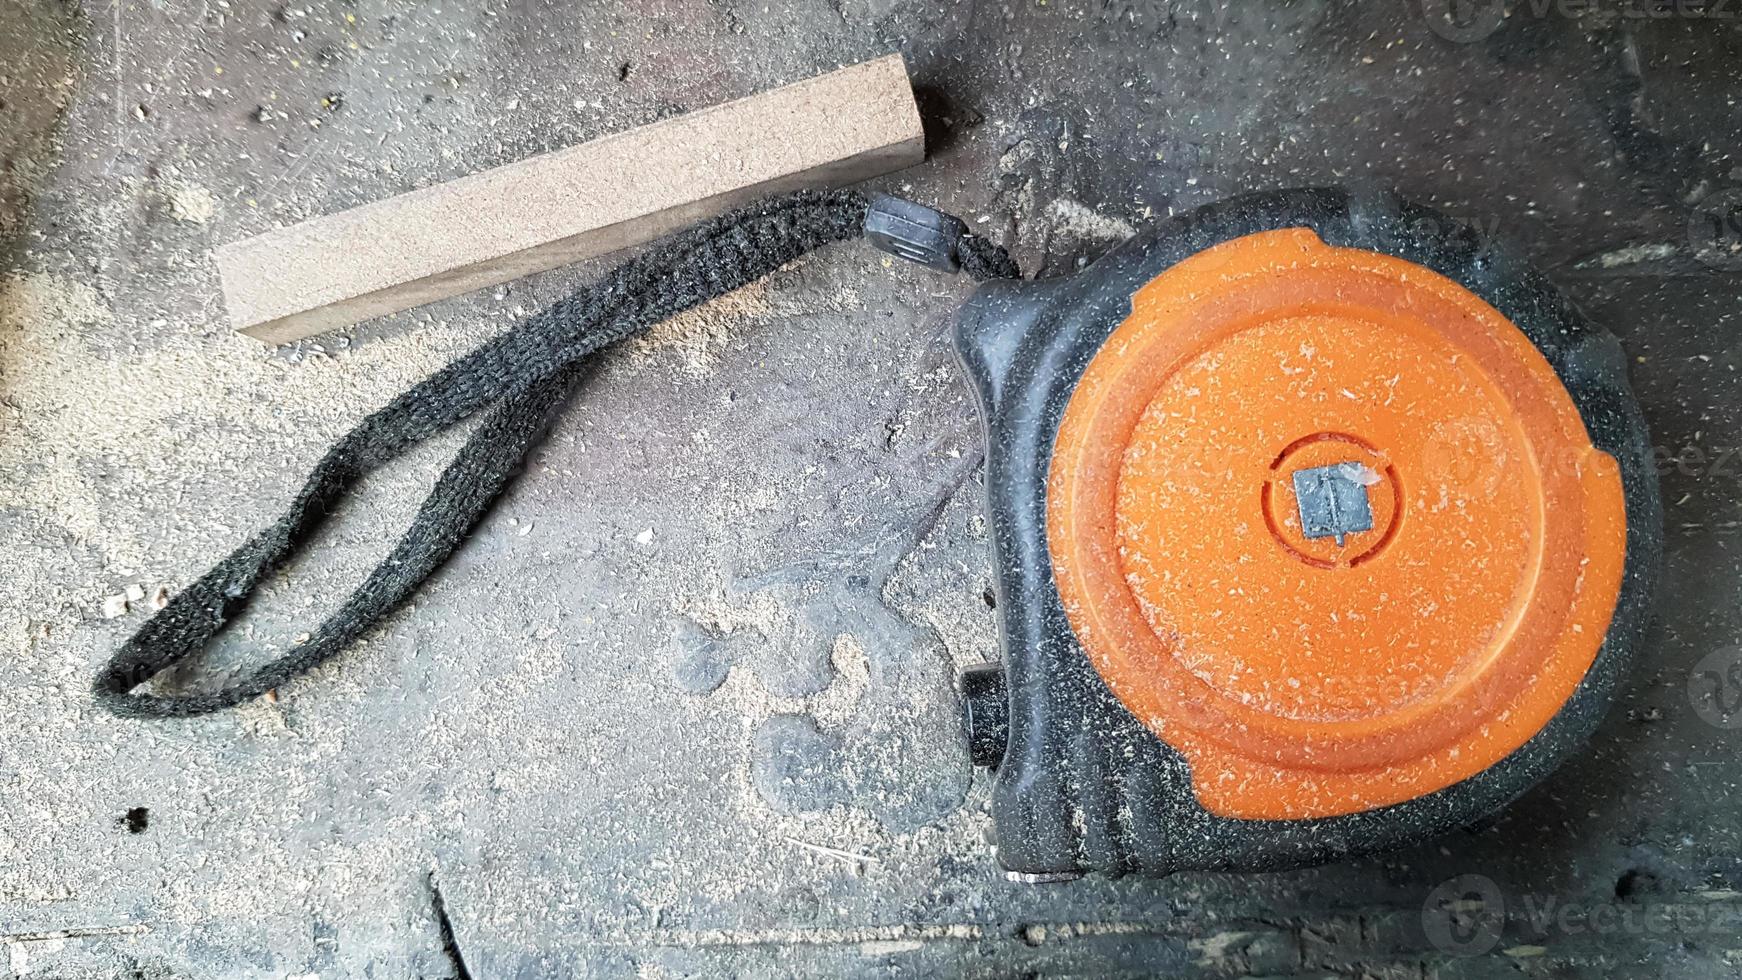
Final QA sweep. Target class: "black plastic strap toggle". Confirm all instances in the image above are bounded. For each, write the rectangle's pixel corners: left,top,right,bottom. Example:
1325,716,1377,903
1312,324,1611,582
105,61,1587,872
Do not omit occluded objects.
864,193,969,273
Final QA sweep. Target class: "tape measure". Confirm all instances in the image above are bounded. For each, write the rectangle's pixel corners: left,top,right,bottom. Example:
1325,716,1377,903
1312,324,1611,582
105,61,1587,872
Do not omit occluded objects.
954,187,1660,878
98,184,1660,881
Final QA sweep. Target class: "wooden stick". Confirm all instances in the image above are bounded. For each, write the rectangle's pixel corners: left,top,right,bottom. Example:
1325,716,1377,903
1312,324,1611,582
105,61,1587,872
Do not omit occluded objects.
215,55,924,344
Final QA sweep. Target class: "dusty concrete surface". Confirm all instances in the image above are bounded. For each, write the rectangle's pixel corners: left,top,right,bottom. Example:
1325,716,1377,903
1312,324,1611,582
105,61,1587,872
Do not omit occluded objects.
0,1,1739,977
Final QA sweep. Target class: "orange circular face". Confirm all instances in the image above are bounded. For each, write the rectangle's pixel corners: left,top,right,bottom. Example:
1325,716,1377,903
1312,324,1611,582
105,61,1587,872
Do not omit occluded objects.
1047,228,1628,820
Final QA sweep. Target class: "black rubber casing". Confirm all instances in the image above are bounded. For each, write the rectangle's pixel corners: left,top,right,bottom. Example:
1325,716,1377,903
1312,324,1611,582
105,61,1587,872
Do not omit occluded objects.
955,187,1662,877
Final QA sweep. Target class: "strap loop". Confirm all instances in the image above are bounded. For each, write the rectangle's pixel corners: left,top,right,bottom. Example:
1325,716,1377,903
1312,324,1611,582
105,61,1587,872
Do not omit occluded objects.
95,190,1019,718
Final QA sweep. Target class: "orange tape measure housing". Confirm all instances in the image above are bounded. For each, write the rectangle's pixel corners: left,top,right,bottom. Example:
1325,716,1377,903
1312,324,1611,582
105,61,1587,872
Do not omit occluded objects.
1046,228,1629,820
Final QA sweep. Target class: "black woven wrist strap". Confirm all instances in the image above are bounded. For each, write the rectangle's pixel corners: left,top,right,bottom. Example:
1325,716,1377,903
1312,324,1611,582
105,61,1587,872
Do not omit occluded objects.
94,189,1020,718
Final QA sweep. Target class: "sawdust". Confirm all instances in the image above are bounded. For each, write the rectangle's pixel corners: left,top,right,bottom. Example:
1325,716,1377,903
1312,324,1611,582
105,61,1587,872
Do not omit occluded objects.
163,181,217,225
686,629,871,732
0,230,912,956
676,581,789,643
0,270,112,332
0,221,999,969
814,632,869,727
629,278,771,376
661,577,900,889
621,258,865,381
1046,197,1137,242
885,484,1000,675
0,268,479,581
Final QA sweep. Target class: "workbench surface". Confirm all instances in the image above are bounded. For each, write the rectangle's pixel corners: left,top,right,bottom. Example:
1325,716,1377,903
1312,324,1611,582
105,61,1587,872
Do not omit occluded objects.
1,2,1738,977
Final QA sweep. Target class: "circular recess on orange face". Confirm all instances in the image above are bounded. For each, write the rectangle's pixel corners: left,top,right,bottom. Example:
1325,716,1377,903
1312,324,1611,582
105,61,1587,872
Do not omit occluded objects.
1260,431,1400,569
1046,228,1628,820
